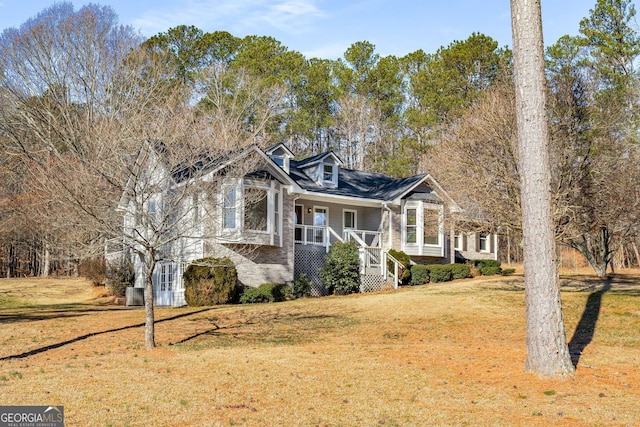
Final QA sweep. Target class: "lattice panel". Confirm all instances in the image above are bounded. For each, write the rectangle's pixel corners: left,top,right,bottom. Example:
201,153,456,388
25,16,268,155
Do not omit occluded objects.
360,274,386,293
294,244,328,296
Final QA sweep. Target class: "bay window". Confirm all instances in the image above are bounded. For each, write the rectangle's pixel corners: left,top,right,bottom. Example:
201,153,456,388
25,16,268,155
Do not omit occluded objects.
220,179,282,245
403,201,444,256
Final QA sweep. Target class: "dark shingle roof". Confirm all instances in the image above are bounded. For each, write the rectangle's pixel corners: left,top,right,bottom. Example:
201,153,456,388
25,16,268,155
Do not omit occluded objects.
289,159,429,201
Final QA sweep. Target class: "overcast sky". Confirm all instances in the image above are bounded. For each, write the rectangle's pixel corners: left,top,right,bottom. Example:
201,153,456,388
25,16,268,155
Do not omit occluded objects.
0,1,598,59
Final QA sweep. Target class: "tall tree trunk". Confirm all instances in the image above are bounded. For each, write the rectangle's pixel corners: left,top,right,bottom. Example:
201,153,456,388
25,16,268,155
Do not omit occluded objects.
142,251,156,349
632,242,640,268
511,0,574,377
42,244,50,277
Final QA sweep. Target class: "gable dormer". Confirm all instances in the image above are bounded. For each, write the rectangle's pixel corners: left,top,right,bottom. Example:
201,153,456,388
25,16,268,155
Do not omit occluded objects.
265,143,294,174
298,152,343,189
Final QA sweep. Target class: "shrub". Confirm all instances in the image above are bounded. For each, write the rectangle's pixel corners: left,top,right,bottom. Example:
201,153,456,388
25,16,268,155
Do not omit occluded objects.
239,287,271,304
470,259,502,275
259,283,290,302
183,257,239,306
481,266,503,276
450,264,471,280
410,265,430,286
473,259,501,269
105,259,134,297
293,273,312,298
79,257,106,286
427,264,453,283
320,241,360,295
387,249,411,285
502,268,516,276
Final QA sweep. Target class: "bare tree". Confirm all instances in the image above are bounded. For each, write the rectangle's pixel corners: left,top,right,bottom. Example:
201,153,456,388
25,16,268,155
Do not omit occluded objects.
511,0,574,377
0,3,287,349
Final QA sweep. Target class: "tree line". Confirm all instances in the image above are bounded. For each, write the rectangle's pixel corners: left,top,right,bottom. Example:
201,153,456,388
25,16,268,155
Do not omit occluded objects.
0,0,639,279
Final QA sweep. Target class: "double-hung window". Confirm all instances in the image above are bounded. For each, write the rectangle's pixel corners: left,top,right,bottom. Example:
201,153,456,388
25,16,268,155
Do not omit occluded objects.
220,179,282,245
223,186,238,230
478,233,490,252
244,186,268,232
403,201,444,256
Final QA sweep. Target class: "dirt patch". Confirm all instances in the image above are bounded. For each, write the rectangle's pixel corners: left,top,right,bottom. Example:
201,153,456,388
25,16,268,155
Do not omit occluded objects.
0,273,639,426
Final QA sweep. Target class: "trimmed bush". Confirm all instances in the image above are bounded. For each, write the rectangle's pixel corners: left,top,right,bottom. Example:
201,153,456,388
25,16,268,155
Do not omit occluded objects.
293,273,312,298
471,259,502,276
388,249,411,285
481,266,503,276
450,264,471,280
502,268,516,276
320,241,360,295
427,264,452,283
239,287,271,304
410,265,430,286
183,257,239,306
105,259,134,297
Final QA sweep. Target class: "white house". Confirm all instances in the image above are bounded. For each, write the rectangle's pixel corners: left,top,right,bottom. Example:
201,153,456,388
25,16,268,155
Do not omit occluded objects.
107,142,498,306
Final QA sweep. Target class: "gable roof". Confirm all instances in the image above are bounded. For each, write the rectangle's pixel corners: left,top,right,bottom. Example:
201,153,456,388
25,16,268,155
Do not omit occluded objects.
295,151,343,168
264,142,295,158
288,159,429,202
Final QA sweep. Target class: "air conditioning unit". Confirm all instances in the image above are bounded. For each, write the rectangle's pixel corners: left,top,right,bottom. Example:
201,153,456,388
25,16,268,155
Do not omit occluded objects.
125,287,144,306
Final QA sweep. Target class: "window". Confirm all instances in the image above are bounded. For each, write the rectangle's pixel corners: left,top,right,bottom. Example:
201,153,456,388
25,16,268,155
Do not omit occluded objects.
294,205,303,242
478,233,490,252
454,233,463,250
343,209,357,230
273,156,284,166
220,180,282,245
148,200,157,216
403,201,443,249
244,187,268,232
314,206,328,245
160,263,173,292
406,208,417,244
323,164,335,182
223,187,237,229
423,208,440,245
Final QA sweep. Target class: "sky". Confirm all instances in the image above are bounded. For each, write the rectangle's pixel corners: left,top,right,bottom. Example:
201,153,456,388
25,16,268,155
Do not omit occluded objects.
0,0,598,59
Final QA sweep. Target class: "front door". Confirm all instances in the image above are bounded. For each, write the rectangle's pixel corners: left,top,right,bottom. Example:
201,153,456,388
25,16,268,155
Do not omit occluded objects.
294,205,303,242
154,263,174,306
313,207,328,245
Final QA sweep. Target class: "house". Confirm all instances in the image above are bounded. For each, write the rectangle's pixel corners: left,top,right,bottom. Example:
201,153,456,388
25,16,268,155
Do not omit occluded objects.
106,142,498,306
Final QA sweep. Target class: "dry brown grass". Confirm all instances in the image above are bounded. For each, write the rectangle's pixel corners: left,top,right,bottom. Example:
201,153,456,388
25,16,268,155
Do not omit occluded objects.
0,273,639,426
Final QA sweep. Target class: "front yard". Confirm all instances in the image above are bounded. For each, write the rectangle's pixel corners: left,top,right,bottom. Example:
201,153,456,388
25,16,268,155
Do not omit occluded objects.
0,272,639,426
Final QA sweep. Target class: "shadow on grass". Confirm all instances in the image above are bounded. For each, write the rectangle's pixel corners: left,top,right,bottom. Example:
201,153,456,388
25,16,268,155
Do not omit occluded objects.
0,307,214,361
171,312,349,349
568,280,612,367
0,303,130,323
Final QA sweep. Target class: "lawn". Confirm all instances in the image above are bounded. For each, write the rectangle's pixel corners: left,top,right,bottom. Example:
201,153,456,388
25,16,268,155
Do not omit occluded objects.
0,272,638,426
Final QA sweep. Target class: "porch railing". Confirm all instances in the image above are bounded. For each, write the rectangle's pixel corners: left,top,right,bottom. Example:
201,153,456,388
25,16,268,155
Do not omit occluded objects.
295,225,344,251
294,225,399,289
381,251,402,289
344,229,382,248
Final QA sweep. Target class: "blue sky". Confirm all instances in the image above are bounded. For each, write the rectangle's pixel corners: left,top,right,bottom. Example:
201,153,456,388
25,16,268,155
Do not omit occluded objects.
0,1,597,59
